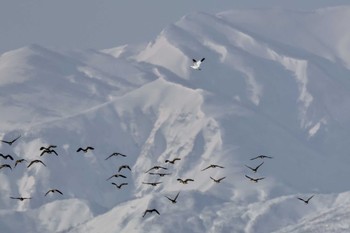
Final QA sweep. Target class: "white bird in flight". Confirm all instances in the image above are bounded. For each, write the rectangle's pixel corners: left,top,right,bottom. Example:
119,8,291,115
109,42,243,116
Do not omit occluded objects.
190,58,205,70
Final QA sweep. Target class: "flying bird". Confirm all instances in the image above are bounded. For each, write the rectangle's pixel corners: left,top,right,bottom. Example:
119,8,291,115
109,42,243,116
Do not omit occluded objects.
1,135,21,146
40,149,58,156
177,178,194,184
210,176,226,183
297,195,314,204
118,165,131,172
111,182,128,189
45,189,63,196
145,166,168,173
0,164,12,170
0,153,14,160
105,152,127,160
40,145,57,151
106,173,127,181
165,192,180,204
27,160,46,168
142,182,162,187
14,159,27,168
250,155,273,160
245,175,265,183
190,58,205,70
201,164,224,171
245,162,264,173
76,147,94,153
143,208,160,217
165,158,181,164
10,197,31,201
149,172,172,177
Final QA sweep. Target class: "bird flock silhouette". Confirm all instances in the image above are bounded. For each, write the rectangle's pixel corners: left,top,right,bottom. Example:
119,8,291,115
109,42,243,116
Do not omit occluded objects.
0,58,315,220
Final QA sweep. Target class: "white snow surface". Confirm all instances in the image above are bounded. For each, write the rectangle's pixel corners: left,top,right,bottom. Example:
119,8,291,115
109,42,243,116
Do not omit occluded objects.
1,6,350,233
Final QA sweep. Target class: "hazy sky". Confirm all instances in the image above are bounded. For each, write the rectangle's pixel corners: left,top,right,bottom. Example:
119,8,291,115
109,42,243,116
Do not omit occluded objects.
0,0,349,54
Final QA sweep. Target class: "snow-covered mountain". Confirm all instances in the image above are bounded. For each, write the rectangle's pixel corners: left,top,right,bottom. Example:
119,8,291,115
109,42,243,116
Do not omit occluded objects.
1,6,350,233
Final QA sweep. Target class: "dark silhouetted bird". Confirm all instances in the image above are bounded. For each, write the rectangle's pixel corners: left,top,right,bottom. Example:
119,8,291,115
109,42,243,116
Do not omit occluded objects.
165,158,181,164
76,147,94,153
45,189,63,196
0,153,14,160
1,135,21,146
40,145,57,151
111,182,128,189
106,174,127,181
105,152,127,160
145,166,168,173
297,195,314,204
250,155,273,160
142,182,162,186
245,175,265,183
14,159,27,168
118,165,131,172
210,176,226,183
201,164,224,171
245,162,264,173
0,164,12,170
177,178,194,184
143,208,160,217
10,197,31,201
165,192,180,204
40,149,58,156
149,172,172,177
27,160,46,168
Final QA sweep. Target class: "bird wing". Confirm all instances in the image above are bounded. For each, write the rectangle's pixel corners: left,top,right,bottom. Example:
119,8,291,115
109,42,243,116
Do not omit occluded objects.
245,165,254,170
256,162,264,169
307,195,314,201
185,179,194,182
6,155,14,160
250,156,259,160
56,189,63,195
87,147,94,150
39,160,47,166
297,197,305,202
174,192,180,200
245,175,253,180
105,154,113,160
218,177,226,182
201,166,210,171
200,58,205,62
145,167,155,173
76,148,82,152
52,150,58,155
120,183,128,187
192,59,197,63
154,209,160,215
44,190,51,196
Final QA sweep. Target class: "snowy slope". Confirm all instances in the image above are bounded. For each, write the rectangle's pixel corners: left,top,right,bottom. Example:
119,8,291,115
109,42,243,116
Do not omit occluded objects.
1,6,350,233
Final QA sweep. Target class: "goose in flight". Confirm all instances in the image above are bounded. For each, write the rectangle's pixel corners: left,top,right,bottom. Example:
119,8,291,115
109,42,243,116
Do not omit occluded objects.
250,155,273,160
27,160,46,168
0,153,14,160
149,172,172,177
111,182,128,189
145,166,168,173
40,149,58,156
245,175,265,183
297,195,314,204
0,164,12,170
165,158,181,164
190,58,205,70
76,146,94,153
143,208,160,217
10,197,31,201
177,178,194,184
40,145,57,151
14,159,27,168
142,181,162,187
245,162,264,173
165,192,180,204
118,165,131,172
45,189,63,196
210,176,226,183
201,164,224,171
105,152,127,160
1,135,21,146
106,173,127,181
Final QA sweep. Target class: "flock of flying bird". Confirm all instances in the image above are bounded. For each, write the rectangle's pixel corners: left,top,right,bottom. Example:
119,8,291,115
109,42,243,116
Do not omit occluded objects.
0,57,315,218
